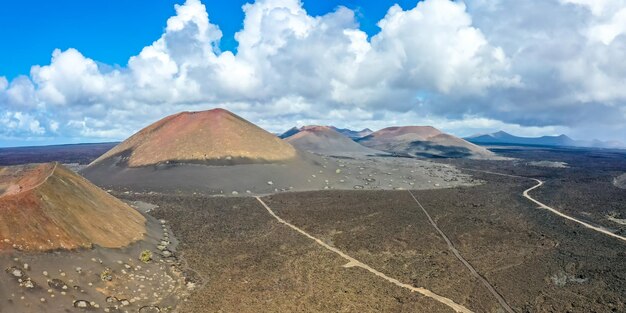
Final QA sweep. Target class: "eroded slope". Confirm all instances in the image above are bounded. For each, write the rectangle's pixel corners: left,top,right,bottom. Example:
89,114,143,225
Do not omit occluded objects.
359,126,495,159
90,108,297,167
0,163,145,251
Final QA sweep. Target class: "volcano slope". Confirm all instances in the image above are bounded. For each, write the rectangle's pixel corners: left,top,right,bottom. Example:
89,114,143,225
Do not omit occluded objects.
0,162,145,251
283,125,385,157
358,126,496,159
0,163,190,313
90,108,297,167
83,109,478,195
82,109,321,194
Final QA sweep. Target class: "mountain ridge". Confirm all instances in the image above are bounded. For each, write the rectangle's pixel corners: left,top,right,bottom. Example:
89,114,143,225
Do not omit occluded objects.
358,126,496,159
283,125,384,156
466,131,625,149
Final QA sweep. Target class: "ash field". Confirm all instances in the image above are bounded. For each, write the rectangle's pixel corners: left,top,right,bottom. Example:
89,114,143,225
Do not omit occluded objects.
1,109,625,313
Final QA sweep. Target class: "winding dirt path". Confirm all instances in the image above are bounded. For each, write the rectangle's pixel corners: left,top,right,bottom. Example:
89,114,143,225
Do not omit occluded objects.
408,190,515,313
465,169,626,243
255,197,474,313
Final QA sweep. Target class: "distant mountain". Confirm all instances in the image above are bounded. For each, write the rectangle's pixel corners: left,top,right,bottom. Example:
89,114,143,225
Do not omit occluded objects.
466,131,625,149
280,126,373,139
81,109,346,195
467,131,577,146
279,127,301,139
283,126,384,156
358,126,496,159
329,127,374,139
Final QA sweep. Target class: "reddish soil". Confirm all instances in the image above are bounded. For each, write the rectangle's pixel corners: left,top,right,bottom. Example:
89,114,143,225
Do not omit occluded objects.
284,125,383,155
0,163,146,252
358,126,494,159
90,108,297,167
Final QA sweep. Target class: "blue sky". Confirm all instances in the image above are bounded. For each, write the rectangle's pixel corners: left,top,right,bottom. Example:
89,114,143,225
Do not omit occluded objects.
0,0,418,80
1,0,626,147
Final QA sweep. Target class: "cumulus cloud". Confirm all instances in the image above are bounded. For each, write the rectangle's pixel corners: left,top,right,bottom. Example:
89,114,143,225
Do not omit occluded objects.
1,0,626,144
464,0,626,138
1,112,45,136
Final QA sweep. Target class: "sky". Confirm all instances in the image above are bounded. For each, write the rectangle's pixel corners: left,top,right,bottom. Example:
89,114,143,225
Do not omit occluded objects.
1,0,625,147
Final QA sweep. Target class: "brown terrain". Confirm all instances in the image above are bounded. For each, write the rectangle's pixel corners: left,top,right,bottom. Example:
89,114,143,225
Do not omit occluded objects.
83,109,477,195
283,125,385,156
0,162,145,252
129,165,624,313
127,194,479,313
0,163,188,313
3,108,624,313
90,108,297,167
358,126,495,159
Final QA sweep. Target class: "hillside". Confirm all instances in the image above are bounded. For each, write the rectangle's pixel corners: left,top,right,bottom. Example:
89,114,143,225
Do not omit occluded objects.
0,162,145,251
329,127,374,139
358,126,495,159
284,126,384,156
90,108,297,167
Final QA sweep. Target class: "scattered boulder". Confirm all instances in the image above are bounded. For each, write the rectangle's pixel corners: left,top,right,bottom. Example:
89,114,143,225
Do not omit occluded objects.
48,278,69,290
22,279,36,289
105,296,118,303
139,305,161,313
6,266,24,278
73,300,92,309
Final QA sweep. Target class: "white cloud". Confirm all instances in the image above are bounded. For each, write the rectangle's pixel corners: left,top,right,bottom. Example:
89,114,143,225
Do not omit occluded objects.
31,48,112,106
370,1,517,94
1,112,45,136
560,0,626,45
561,0,625,16
587,7,626,44
2,0,626,144
464,0,626,138
4,76,38,108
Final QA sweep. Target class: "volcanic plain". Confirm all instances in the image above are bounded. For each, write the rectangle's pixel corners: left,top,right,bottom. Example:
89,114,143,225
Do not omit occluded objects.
113,144,626,313
2,108,625,313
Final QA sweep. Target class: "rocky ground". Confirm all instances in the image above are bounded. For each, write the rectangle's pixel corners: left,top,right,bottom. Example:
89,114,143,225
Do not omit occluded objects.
131,194,468,313
94,154,480,197
126,173,625,313
114,145,626,313
0,209,190,313
445,145,626,237
3,143,625,312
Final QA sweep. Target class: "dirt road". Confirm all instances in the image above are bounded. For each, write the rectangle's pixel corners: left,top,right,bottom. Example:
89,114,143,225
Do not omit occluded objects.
256,196,474,313
408,190,515,313
465,169,626,243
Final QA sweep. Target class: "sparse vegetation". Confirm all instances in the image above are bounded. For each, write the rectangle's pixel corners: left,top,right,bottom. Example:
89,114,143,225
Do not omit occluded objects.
100,268,112,282
139,249,153,263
